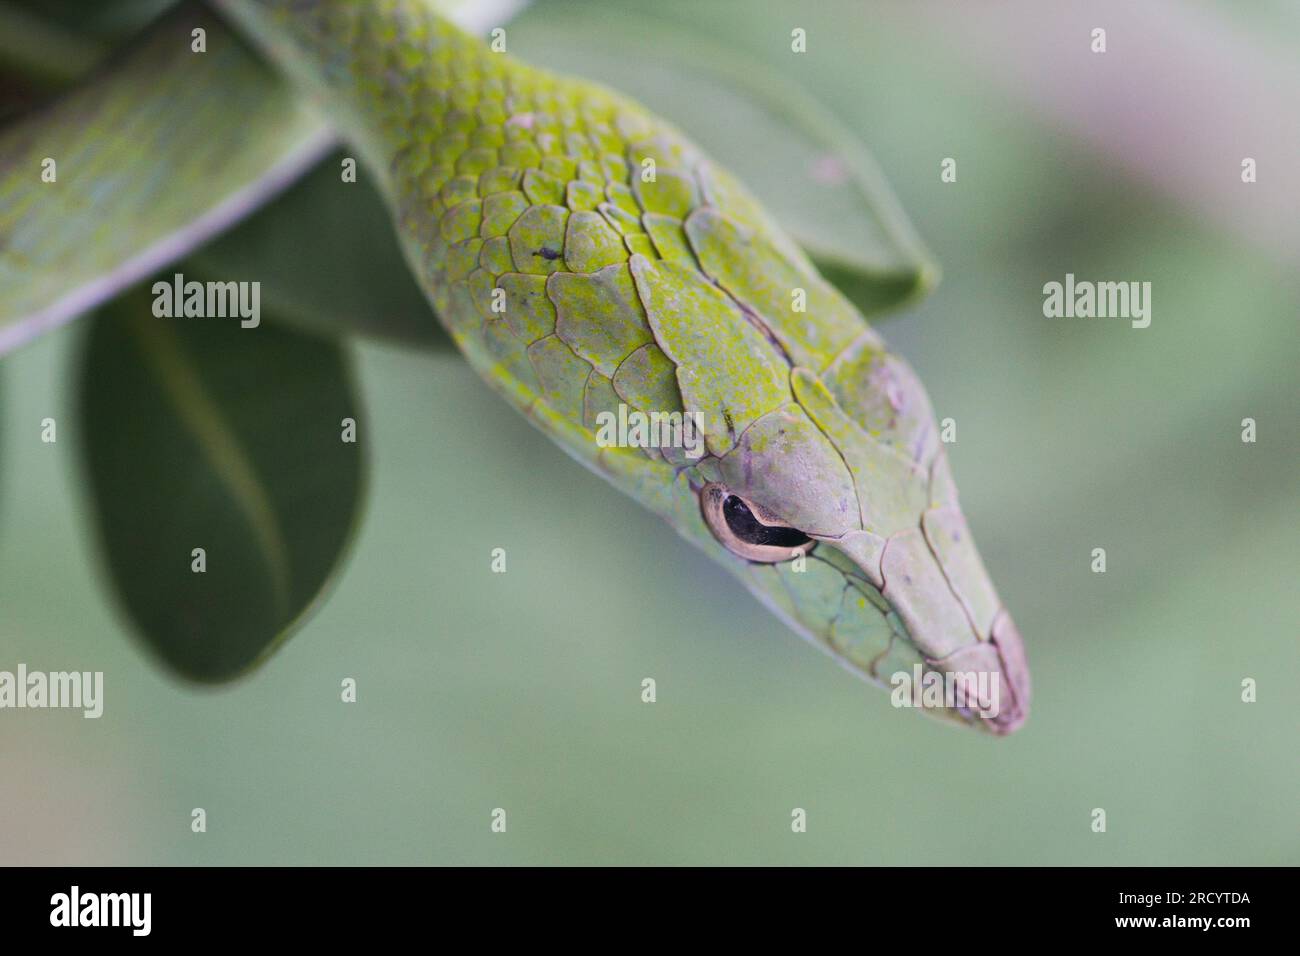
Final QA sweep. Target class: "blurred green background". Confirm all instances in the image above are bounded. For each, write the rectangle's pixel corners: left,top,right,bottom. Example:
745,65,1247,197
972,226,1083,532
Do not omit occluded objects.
1,0,1296,864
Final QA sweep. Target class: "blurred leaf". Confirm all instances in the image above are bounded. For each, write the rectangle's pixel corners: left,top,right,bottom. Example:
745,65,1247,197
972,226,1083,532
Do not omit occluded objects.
0,1,105,92
77,285,365,681
512,2,938,317
193,152,450,351
0,2,332,356
4,0,179,43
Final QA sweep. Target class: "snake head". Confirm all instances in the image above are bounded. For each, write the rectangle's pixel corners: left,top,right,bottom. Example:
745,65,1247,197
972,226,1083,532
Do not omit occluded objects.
604,242,1029,734
681,333,1029,735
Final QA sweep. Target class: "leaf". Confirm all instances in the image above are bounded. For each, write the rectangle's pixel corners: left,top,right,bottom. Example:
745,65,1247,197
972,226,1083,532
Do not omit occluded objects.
0,2,332,357
77,284,366,681
5,0,179,44
511,3,938,317
191,151,450,351
0,1,106,92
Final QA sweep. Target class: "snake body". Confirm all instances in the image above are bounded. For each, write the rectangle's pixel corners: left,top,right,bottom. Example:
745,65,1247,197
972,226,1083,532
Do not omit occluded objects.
219,0,1029,732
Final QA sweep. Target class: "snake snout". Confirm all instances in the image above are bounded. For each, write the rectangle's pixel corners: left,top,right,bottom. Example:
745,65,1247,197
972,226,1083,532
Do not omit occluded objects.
977,608,1029,738
878,523,1030,734
928,608,1030,735
985,609,1030,734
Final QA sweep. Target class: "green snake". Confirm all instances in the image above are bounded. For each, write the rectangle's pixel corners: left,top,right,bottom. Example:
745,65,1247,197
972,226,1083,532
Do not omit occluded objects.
215,0,1029,733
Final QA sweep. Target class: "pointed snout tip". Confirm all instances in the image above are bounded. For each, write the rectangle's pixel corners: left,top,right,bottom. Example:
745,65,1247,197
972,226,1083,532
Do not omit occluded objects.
982,608,1030,735
922,609,1030,735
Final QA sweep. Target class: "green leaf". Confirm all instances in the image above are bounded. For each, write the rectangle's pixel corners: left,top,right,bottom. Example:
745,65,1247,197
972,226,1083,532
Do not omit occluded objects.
511,3,938,317
0,2,331,356
192,151,450,351
5,0,180,44
0,1,105,92
77,285,366,681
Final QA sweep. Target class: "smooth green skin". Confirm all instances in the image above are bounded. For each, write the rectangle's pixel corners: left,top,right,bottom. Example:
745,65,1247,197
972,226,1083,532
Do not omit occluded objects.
220,0,1029,733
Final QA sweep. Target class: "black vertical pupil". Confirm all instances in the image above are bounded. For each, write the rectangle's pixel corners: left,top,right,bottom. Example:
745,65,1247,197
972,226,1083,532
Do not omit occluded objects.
722,496,810,548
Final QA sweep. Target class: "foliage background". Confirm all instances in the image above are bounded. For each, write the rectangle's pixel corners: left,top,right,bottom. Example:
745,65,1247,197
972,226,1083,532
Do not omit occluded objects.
0,0,1296,864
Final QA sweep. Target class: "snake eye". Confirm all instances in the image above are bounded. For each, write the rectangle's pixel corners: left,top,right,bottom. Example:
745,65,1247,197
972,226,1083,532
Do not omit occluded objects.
699,482,814,563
